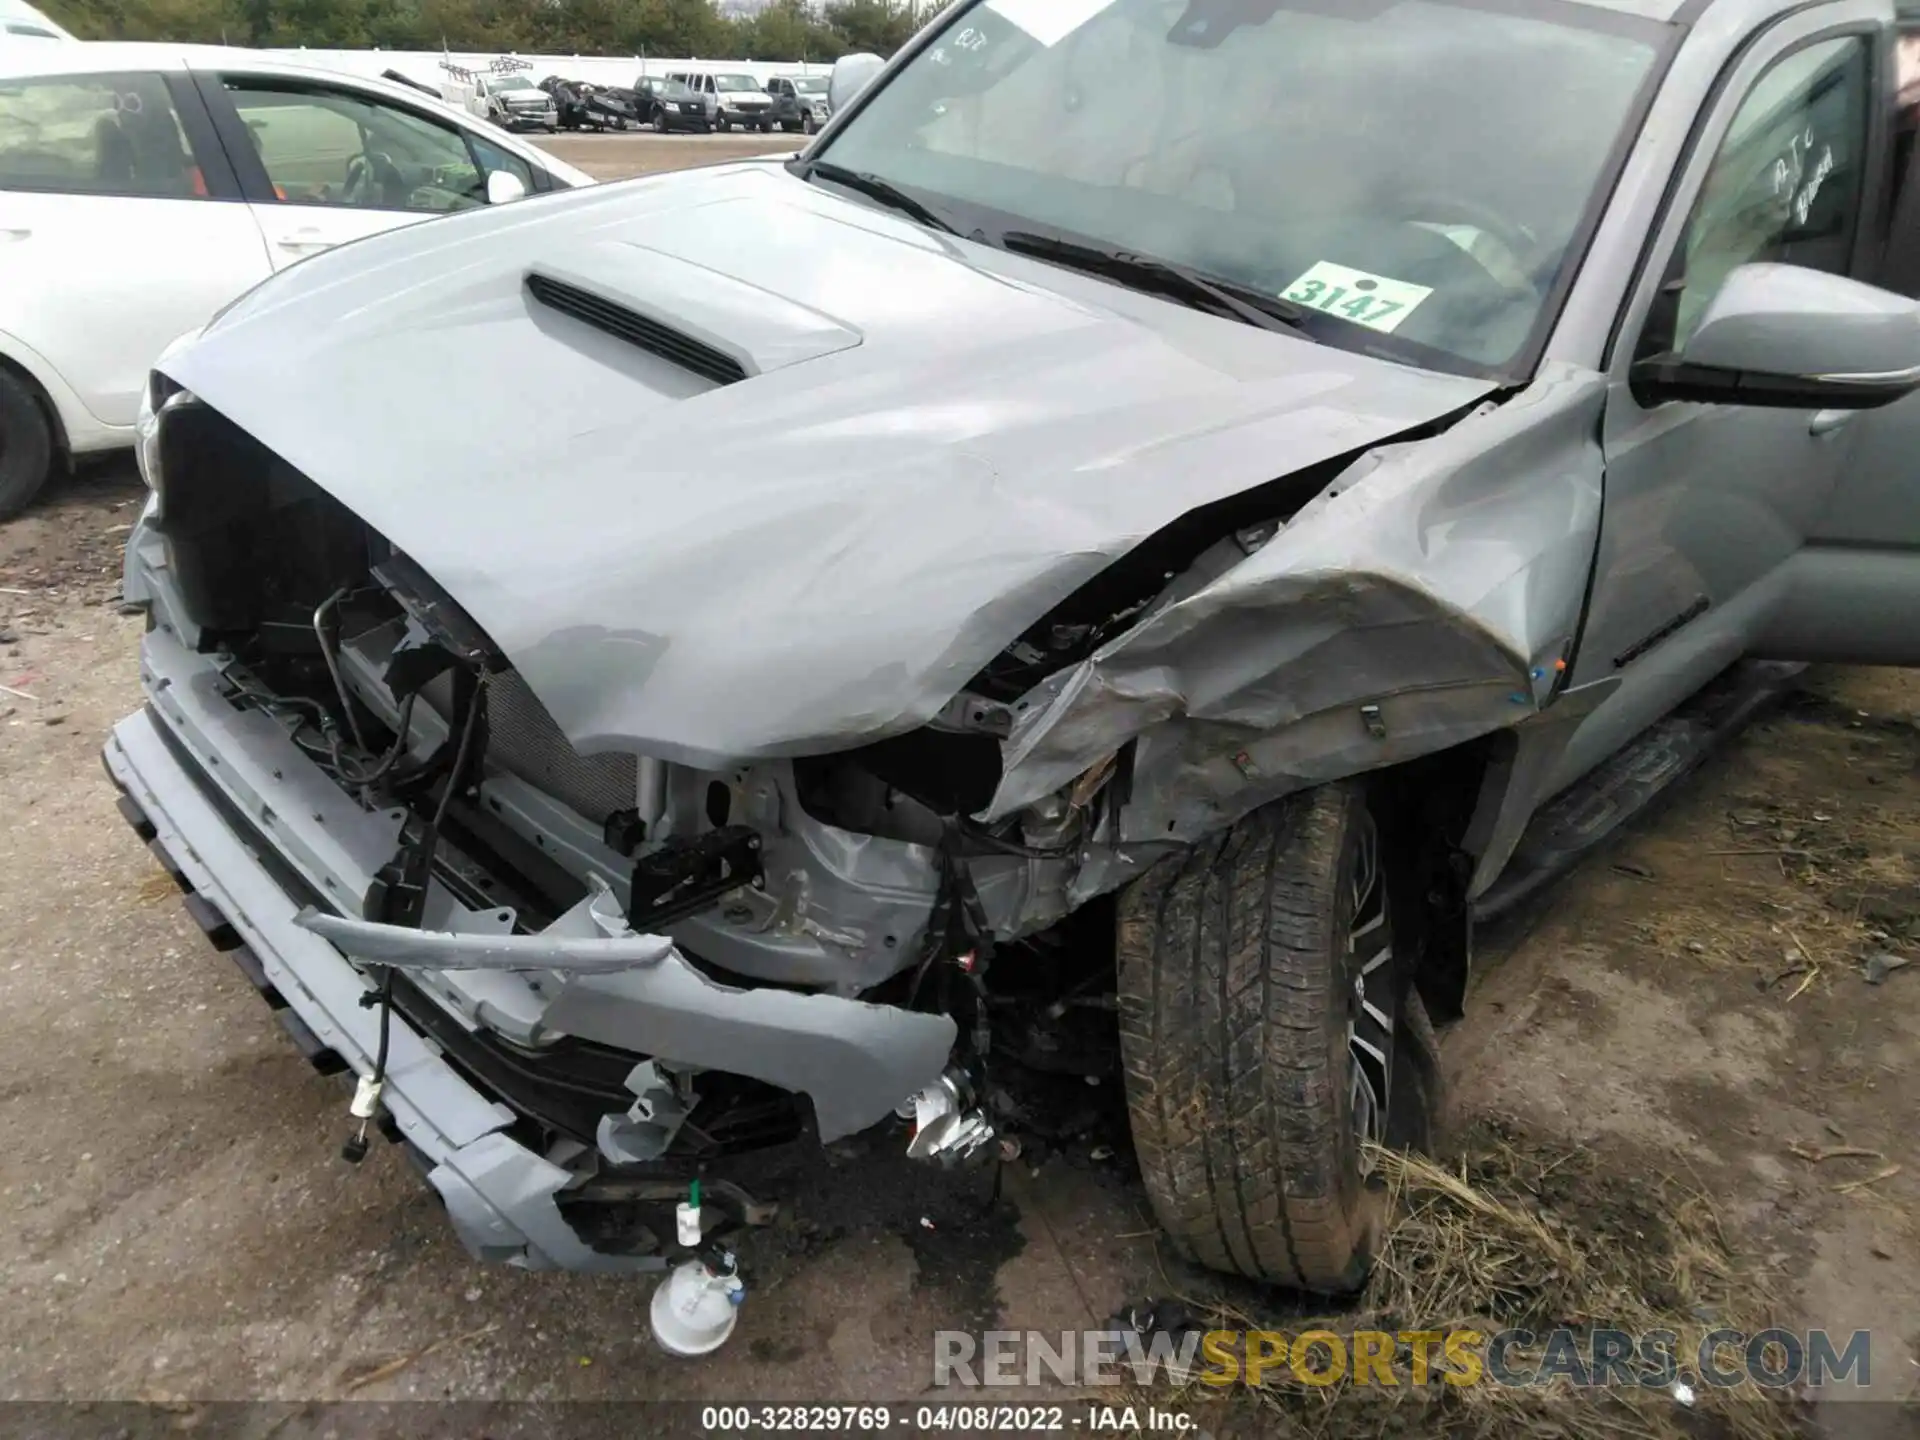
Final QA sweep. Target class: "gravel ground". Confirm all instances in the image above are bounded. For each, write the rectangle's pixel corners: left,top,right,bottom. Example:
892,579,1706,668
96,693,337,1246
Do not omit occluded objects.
2,134,1917,1436
534,130,805,180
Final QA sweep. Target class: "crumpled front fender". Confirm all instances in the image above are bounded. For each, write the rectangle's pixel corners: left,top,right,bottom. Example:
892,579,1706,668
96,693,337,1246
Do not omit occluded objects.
986,365,1610,842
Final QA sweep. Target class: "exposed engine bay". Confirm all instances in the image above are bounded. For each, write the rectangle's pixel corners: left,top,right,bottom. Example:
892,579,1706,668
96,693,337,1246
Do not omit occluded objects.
118,161,1629,1276
120,305,1599,1262
139,398,1250,1249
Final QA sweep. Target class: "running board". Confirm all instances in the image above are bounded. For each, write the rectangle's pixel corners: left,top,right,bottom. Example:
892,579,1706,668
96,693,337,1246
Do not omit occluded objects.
1472,660,1805,923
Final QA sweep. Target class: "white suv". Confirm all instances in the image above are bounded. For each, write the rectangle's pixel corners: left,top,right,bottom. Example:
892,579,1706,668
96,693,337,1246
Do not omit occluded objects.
0,42,589,517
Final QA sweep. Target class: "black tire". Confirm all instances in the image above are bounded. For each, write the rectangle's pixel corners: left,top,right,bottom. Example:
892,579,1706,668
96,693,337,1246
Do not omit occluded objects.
1116,780,1436,1294
0,369,54,521
757,120,771,133
714,114,730,132
803,113,817,135
653,107,669,133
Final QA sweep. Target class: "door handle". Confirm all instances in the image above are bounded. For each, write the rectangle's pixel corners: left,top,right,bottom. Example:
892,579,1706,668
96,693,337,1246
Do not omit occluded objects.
1809,409,1857,437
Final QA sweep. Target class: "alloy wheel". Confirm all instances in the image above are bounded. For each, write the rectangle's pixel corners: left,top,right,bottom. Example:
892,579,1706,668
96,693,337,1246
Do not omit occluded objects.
1345,814,1395,1172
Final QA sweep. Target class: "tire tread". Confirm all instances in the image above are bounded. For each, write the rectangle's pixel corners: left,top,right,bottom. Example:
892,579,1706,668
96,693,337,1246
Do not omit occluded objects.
1118,783,1378,1292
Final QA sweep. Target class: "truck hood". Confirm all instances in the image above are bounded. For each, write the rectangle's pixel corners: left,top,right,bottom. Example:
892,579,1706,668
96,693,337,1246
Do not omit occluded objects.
164,163,1496,767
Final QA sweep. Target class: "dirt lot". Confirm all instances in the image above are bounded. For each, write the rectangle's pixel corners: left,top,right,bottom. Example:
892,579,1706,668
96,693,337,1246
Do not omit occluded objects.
2,133,1918,1438
536,130,805,181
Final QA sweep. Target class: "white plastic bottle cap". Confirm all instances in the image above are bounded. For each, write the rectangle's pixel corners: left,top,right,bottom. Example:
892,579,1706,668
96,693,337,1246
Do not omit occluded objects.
676,1200,702,1248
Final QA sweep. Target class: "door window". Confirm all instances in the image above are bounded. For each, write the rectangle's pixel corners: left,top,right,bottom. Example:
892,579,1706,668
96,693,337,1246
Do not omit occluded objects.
0,71,208,198
1882,32,1920,295
1640,35,1871,357
223,80,516,213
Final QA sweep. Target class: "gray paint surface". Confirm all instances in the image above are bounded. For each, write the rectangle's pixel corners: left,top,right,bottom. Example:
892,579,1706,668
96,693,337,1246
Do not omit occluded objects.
109,0,1920,1277
163,163,1493,770
142,0,1920,930
981,367,1608,838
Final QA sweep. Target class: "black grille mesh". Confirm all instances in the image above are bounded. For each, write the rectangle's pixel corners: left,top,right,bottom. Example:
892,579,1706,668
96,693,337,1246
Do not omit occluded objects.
526,272,748,386
486,668,636,824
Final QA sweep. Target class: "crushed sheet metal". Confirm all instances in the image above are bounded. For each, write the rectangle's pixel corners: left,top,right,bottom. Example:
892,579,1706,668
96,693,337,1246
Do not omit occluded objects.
157,163,1495,769
985,365,1610,842
295,893,676,972
542,959,957,1143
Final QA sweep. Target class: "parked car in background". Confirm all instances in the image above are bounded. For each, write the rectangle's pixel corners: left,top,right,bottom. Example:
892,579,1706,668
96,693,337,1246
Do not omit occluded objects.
766,73,829,133
542,75,641,132
541,75,593,130
0,0,71,39
667,69,774,130
0,42,590,518
635,76,715,133
441,70,556,132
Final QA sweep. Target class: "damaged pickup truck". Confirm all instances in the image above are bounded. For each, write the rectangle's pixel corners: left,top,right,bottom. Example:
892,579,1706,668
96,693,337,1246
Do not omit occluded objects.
106,0,1920,1293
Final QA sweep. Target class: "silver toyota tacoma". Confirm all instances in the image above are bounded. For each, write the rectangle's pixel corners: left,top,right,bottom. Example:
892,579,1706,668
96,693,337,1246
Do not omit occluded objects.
107,0,1920,1292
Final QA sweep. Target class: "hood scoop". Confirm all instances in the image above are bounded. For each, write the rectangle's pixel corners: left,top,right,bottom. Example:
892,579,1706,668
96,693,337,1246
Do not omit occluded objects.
527,272,748,385
526,238,862,385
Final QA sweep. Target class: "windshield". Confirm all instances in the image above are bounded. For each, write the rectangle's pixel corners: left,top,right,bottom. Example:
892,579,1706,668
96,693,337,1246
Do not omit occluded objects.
492,77,536,92
814,0,1666,376
715,74,760,92
792,76,827,93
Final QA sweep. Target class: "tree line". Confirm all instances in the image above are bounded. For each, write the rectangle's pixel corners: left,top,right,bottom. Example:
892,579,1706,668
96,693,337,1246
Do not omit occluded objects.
41,0,929,62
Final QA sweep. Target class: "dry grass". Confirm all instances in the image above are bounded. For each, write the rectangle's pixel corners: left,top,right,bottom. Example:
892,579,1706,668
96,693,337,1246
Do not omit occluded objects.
1131,1122,1803,1440
1626,760,1920,994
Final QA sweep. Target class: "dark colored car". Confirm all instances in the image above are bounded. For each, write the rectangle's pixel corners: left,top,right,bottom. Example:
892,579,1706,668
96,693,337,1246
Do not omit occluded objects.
636,77,714,134
542,76,644,132
767,74,830,133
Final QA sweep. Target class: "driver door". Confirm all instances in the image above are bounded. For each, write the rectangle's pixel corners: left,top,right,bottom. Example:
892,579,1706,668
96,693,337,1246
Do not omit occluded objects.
1557,6,1889,784
1759,22,1920,666
193,72,538,270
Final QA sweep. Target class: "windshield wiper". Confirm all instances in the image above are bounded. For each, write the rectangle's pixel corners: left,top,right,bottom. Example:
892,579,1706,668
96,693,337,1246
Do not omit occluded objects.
804,161,958,235
999,231,1306,333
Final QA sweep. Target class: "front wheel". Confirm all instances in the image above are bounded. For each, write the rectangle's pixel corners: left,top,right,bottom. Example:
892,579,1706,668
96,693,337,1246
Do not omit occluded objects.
1116,781,1439,1294
803,113,817,134
0,369,53,521
714,114,730,132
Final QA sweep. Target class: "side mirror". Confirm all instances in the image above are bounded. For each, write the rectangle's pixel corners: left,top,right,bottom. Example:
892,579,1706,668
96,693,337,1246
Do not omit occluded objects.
829,52,884,116
1632,263,1920,411
485,169,527,206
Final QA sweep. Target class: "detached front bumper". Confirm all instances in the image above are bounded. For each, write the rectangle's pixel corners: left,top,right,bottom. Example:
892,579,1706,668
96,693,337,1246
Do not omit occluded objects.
103,623,955,1271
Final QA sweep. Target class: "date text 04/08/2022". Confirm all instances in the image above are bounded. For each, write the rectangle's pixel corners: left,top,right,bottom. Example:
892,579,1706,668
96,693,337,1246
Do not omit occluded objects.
697,1404,1198,1431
